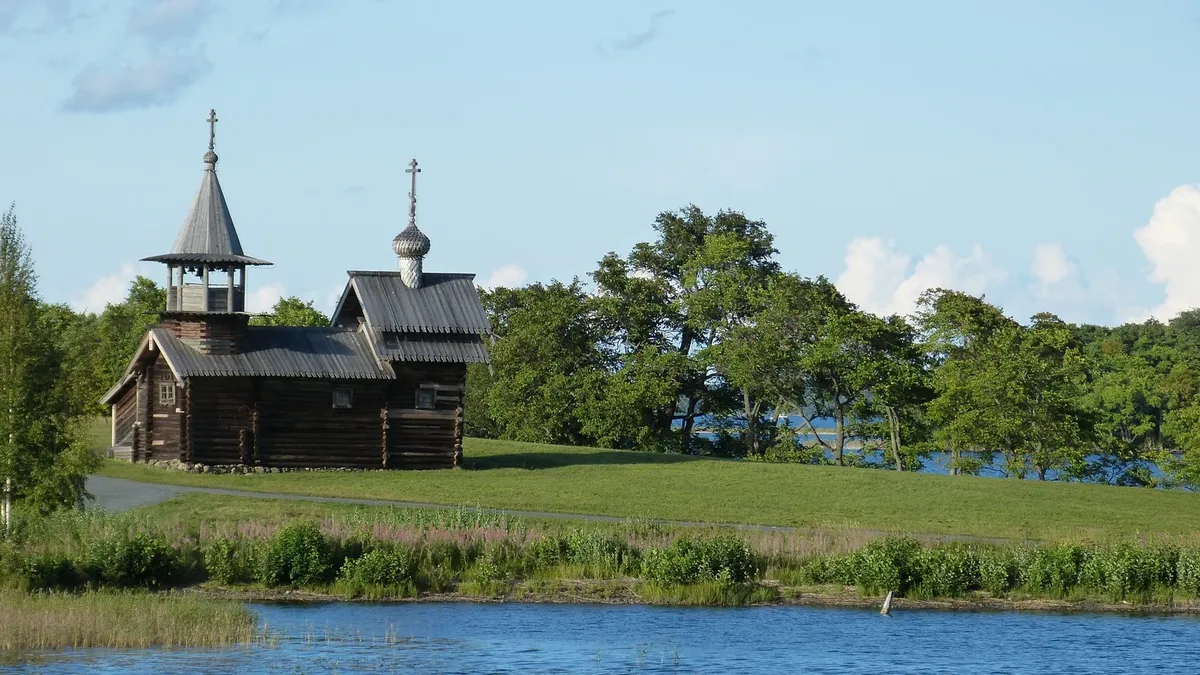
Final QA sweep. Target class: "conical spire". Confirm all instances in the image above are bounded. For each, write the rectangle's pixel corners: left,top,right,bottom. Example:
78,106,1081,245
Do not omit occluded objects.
143,109,270,266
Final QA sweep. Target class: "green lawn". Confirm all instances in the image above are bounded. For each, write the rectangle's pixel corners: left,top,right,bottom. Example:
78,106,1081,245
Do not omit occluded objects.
95,437,1200,542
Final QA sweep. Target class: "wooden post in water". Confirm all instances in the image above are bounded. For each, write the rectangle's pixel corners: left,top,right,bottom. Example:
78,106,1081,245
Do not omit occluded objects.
880,590,895,616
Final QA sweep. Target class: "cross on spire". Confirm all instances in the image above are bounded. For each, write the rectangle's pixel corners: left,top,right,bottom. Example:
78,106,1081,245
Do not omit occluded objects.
405,158,421,227
207,109,218,151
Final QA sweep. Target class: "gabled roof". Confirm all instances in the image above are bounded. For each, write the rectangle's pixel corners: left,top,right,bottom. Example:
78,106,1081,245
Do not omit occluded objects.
370,329,490,364
334,272,491,334
152,327,392,379
142,157,271,267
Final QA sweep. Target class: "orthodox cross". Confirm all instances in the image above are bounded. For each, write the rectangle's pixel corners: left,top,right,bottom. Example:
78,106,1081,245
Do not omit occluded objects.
207,109,218,151
405,158,421,226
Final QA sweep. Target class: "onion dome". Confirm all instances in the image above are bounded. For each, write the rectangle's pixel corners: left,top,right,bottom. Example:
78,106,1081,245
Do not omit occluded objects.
392,223,431,258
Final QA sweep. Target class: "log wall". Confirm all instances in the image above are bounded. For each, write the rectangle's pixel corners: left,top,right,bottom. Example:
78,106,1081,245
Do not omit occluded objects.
112,385,138,446
172,364,467,469
186,378,253,466
386,364,467,469
147,358,183,461
159,315,249,355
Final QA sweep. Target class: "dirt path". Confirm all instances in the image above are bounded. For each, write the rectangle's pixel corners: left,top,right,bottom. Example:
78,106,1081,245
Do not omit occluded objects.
85,475,1013,545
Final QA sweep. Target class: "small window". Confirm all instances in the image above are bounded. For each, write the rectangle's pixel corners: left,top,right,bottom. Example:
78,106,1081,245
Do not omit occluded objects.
333,387,354,409
415,387,436,410
158,382,176,407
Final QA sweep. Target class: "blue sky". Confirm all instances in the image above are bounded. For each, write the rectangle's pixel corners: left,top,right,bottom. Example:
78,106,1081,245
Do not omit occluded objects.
4,0,1200,325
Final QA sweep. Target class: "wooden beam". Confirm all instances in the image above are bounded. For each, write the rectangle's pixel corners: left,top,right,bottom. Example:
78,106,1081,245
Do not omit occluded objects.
201,264,210,312
389,409,457,421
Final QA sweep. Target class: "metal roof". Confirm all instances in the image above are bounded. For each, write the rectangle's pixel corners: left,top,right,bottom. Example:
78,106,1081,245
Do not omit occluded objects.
344,272,491,334
373,329,490,363
151,327,392,379
142,158,271,267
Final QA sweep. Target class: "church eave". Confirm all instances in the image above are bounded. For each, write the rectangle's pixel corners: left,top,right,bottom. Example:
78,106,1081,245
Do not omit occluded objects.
141,253,273,266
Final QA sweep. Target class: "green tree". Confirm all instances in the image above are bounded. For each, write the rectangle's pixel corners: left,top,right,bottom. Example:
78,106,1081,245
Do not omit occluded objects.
250,297,329,327
96,276,166,389
592,205,779,452
920,291,1092,479
474,281,609,445
0,205,98,518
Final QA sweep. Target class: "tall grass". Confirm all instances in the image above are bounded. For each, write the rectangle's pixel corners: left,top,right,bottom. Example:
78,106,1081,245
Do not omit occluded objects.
0,590,257,651
6,507,1200,609
792,537,1200,603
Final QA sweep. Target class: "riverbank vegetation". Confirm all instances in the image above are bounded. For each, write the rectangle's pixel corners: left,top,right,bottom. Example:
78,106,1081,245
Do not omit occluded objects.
99,439,1200,541
0,590,257,652
2,499,1199,617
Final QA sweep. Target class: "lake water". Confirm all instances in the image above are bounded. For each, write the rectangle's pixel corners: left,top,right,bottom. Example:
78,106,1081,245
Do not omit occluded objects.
16,602,1200,674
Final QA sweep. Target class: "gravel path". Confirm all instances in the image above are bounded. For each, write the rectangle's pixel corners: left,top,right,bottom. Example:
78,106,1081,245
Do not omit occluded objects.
84,475,1011,544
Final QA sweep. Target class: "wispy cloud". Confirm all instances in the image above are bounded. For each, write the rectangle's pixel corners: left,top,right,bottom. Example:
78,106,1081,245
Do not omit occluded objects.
62,0,216,114
63,52,213,113
0,0,86,36
127,0,213,40
609,9,674,52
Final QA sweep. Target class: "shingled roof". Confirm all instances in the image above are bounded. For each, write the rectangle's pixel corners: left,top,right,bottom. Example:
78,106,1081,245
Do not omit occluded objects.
371,329,490,363
142,148,270,267
334,272,491,334
153,327,391,379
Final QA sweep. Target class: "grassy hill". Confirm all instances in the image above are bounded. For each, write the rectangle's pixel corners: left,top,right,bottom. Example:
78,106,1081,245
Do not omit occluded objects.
95,437,1200,542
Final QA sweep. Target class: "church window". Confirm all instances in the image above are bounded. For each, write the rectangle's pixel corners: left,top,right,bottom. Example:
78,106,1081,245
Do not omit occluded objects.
333,387,354,409
415,386,436,410
158,382,176,407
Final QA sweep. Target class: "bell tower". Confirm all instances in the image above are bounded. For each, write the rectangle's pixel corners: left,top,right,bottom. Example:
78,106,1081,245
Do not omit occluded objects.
142,109,272,354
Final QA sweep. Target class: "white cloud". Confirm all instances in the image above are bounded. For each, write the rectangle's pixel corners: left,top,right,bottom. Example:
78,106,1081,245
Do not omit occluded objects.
836,238,1007,317
72,263,146,313
1031,242,1075,286
1133,184,1200,321
245,282,285,314
482,264,527,290
63,52,213,113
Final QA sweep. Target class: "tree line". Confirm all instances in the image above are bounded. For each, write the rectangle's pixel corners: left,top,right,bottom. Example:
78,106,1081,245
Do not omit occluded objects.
464,205,1200,489
5,200,1200,512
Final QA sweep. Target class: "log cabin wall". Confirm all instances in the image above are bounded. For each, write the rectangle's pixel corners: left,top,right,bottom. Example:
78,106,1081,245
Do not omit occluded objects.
386,363,467,469
112,385,138,446
147,357,183,461
159,315,249,355
186,378,254,465
163,367,466,470
255,379,388,469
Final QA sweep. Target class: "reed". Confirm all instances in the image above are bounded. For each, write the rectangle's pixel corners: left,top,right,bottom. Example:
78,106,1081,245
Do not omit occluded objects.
0,590,257,652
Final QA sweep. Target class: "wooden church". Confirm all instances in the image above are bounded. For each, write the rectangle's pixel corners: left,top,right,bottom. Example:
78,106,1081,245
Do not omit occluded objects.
101,111,490,470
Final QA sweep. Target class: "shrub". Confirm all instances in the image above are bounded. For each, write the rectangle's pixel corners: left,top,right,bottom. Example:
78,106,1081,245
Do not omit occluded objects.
87,533,181,589
642,537,758,587
338,547,416,597
1090,544,1177,600
1020,544,1083,597
256,522,331,588
850,537,923,595
1177,548,1200,597
25,552,83,591
204,537,259,585
977,548,1018,595
917,544,980,597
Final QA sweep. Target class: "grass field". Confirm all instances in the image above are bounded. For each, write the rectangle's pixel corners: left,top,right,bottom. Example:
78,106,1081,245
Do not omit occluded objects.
96,436,1200,542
